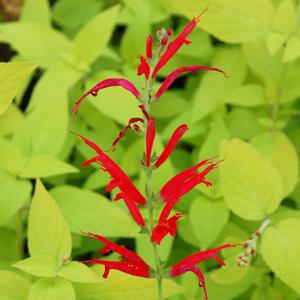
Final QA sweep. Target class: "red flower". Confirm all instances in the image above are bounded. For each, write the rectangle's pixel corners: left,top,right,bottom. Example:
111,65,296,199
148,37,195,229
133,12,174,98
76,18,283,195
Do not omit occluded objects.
170,244,240,300
146,35,153,59
114,192,145,226
155,66,226,99
145,117,156,166
84,232,150,278
155,124,188,168
110,117,144,151
151,13,206,78
72,78,141,114
160,159,220,203
137,56,150,79
151,212,182,245
71,132,146,226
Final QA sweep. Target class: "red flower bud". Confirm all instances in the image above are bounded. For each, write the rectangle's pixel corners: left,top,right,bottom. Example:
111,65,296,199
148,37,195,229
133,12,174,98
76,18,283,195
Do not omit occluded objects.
146,35,153,59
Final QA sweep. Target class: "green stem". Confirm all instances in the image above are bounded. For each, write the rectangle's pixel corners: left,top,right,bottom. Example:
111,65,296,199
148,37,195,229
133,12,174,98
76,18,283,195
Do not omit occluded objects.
142,56,164,299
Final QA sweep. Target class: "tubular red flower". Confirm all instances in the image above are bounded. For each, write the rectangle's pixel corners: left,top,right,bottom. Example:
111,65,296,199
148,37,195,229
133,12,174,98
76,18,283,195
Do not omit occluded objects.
155,124,188,168
110,117,144,151
145,117,156,166
170,244,240,300
72,78,141,114
137,56,150,79
160,159,220,203
155,66,226,99
151,213,182,245
146,35,153,59
71,132,146,206
115,192,145,226
84,232,150,278
152,13,206,78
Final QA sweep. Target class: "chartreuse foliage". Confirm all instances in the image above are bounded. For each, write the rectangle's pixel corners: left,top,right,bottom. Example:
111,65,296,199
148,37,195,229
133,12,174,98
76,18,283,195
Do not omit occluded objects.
0,0,300,299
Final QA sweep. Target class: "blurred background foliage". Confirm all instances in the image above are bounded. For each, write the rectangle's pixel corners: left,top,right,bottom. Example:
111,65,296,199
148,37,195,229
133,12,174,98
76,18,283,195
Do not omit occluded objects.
0,0,300,299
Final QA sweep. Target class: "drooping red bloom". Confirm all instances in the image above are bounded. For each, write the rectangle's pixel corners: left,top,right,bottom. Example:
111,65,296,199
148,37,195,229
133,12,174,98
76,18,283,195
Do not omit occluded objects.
110,117,144,151
151,13,205,78
155,124,188,168
151,212,182,245
137,56,150,79
72,78,141,114
84,232,150,278
155,66,226,99
145,117,156,166
71,132,146,225
146,35,153,59
170,244,240,300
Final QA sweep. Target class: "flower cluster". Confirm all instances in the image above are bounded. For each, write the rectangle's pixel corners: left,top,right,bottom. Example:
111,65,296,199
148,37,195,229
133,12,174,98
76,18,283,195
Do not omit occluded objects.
72,11,238,300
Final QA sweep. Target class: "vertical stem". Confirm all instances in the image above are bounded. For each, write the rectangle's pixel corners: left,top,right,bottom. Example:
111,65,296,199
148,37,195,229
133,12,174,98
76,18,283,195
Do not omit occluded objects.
143,67,163,299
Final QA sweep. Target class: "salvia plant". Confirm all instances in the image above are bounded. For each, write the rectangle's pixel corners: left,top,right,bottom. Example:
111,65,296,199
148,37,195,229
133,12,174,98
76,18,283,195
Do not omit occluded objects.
70,11,261,300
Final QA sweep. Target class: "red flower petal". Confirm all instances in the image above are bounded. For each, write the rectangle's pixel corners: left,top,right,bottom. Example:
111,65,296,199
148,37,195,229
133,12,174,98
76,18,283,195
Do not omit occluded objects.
155,66,226,99
146,35,153,59
172,244,239,268
151,13,206,78
151,213,182,245
72,78,141,114
145,117,156,166
160,159,218,202
170,265,208,300
84,259,150,278
170,243,240,300
85,232,149,268
72,132,146,205
155,124,188,168
137,56,150,79
116,193,146,226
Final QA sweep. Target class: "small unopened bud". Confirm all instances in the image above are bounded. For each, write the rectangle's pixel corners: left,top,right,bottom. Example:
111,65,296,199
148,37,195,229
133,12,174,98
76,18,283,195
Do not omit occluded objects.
251,249,256,255
243,242,249,248
255,231,262,237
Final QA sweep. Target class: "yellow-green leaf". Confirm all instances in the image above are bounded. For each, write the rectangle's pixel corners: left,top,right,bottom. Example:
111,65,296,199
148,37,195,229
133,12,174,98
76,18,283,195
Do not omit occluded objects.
0,62,36,115
251,131,299,197
261,218,300,294
73,5,120,65
13,255,57,278
219,139,283,220
28,180,72,262
28,278,75,300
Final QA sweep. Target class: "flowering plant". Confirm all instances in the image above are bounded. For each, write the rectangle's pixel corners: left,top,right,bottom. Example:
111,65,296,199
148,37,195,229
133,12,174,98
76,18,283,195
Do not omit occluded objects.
71,11,242,300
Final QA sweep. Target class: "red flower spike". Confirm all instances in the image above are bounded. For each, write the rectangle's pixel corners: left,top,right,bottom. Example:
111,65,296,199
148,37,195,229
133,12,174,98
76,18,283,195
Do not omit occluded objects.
170,243,240,300
137,56,150,79
155,66,226,99
110,117,144,151
84,233,150,278
155,124,188,168
146,35,153,59
72,78,141,114
151,212,182,245
151,12,206,78
71,132,146,206
145,117,156,166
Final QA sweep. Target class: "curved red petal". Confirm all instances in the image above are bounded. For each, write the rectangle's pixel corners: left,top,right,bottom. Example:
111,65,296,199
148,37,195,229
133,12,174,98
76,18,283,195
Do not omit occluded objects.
155,124,188,168
146,35,153,59
155,66,226,99
72,78,141,114
137,56,150,79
